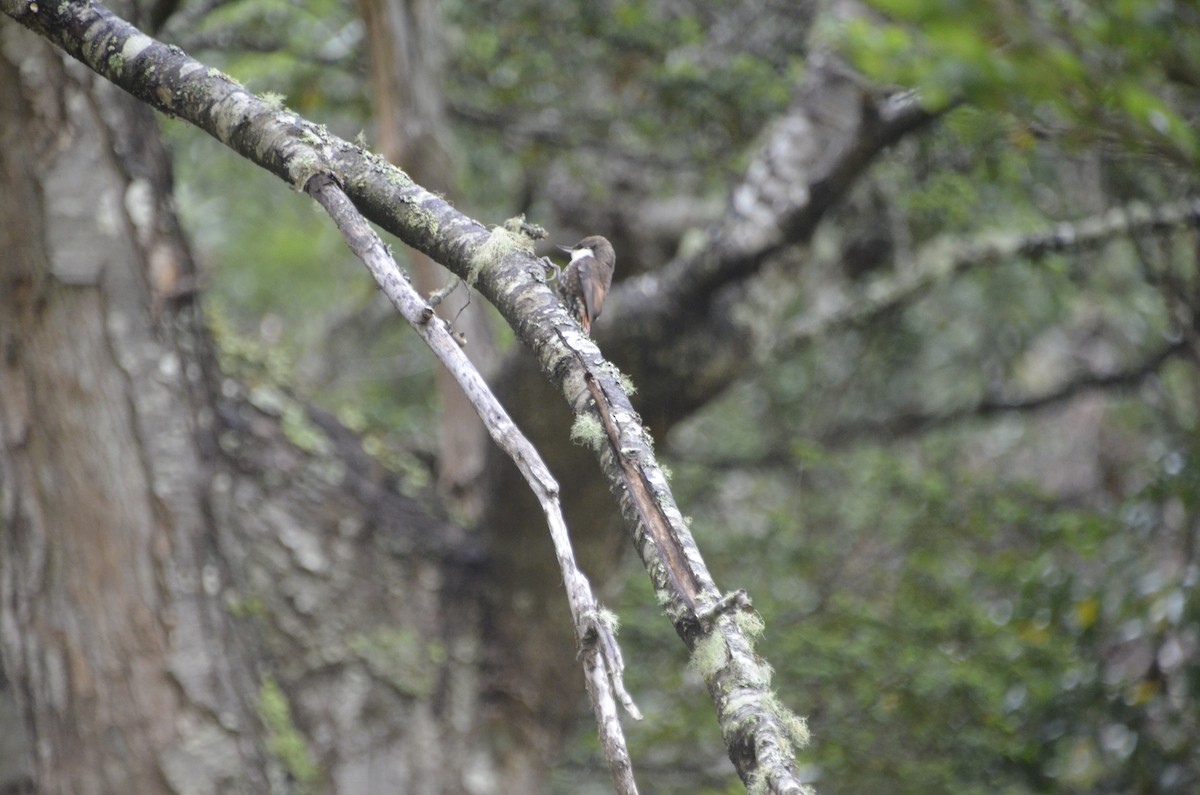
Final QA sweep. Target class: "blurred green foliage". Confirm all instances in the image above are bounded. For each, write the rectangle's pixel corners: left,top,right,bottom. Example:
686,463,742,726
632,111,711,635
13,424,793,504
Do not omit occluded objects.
445,0,805,203
838,0,1200,163
593,372,1199,793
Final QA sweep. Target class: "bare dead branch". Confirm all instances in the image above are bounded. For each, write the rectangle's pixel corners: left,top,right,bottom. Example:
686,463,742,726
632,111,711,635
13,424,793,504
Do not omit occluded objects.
303,173,641,794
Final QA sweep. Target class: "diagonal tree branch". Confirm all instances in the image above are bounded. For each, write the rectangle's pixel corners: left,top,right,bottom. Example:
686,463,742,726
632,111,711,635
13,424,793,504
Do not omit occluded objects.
595,57,943,435
781,198,1200,351
1,0,809,789
818,338,1190,447
677,338,1189,469
756,200,1200,448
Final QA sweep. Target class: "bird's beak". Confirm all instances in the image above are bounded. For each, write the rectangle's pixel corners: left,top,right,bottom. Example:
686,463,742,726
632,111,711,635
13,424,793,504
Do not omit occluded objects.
557,245,574,254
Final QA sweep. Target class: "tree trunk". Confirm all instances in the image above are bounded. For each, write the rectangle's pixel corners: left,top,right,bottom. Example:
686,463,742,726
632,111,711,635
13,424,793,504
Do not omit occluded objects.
0,19,490,795
0,26,270,794
358,0,496,520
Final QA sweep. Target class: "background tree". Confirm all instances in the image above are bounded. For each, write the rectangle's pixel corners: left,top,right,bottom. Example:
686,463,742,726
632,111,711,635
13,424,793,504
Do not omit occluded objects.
3,0,1200,794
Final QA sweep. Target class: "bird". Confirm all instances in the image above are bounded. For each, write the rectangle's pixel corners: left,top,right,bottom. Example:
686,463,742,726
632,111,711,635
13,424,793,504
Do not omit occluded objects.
556,235,615,336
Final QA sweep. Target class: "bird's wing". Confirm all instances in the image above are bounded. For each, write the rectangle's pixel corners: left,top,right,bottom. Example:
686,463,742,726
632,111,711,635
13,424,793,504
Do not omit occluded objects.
578,258,605,322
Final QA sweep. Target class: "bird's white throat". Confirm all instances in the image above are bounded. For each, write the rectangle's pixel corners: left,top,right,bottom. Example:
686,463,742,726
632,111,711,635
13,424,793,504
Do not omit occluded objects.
570,247,594,263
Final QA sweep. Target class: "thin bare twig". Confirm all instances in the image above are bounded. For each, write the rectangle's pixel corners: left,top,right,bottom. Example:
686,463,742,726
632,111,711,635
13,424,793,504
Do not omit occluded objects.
303,173,641,795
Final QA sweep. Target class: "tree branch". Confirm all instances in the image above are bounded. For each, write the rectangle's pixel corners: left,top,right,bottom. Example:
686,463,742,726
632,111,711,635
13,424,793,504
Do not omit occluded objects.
627,62,939,317
675,338,1188,471
781,198,1200,351
820,339,1188,447
304,173,640,794
593,54,943,435
1,0,809,788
